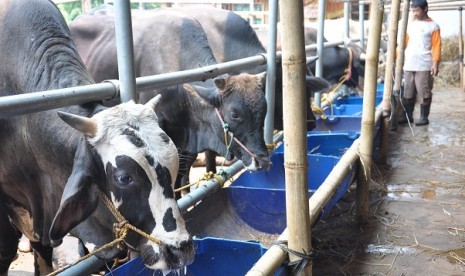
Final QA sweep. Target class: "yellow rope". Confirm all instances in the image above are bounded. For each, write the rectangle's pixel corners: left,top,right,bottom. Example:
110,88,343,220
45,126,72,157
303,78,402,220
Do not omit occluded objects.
174,171,226,193
312,46,354,117
311,106,328,120
47,188,164,276
266,143,276,152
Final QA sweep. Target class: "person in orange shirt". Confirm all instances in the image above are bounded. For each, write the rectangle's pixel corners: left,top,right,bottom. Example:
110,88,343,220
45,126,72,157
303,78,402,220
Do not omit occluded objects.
399,0,441,126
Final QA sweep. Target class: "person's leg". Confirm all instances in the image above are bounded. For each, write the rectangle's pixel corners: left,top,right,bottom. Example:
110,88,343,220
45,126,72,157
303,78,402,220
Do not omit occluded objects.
414,71,433,126
399,71,416,124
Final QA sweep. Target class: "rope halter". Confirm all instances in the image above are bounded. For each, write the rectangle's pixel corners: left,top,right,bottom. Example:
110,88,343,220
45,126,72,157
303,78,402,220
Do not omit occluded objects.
214,107,257,159
47,188,164,276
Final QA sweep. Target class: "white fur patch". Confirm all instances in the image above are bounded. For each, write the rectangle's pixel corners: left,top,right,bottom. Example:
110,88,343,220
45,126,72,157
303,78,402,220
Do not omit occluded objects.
110,192,122,209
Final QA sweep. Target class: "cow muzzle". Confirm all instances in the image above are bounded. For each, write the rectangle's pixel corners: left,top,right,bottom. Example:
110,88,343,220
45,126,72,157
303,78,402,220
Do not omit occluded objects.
140,239,194,271
244,155,270,172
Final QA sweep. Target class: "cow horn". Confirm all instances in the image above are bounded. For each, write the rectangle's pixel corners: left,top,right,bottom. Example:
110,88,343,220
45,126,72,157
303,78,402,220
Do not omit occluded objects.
145,94,162,110
58,111,97,138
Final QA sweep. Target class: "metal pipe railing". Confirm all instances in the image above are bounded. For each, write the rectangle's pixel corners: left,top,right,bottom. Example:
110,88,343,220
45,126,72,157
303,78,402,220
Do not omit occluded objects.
263,0,279,146
0,83,119,119
114,0,137,103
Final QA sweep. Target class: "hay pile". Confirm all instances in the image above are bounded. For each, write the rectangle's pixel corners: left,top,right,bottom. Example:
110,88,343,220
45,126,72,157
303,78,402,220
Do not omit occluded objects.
436,36,461,88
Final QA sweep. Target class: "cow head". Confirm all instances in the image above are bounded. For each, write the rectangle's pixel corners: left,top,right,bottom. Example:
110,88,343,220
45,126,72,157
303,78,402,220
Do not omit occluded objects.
49,95,194,272
184,73,270,171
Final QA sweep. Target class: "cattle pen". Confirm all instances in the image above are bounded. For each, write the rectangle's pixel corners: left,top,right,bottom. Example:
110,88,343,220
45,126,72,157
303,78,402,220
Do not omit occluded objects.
5,0,465,275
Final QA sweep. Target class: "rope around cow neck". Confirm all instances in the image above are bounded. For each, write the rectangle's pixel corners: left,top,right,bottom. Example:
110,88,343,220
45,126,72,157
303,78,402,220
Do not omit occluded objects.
47,188,163,276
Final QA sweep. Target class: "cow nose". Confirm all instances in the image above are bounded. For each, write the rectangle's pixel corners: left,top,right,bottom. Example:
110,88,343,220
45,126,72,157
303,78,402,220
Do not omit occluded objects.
257,155,271,171
167,240,195,269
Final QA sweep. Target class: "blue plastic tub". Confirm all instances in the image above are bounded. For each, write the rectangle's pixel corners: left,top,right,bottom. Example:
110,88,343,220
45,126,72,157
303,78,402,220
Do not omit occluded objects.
323,104,363,116
334,95,383,105
275,132,359,157
314,115,363,133
107,238,288,276
227,152,356,234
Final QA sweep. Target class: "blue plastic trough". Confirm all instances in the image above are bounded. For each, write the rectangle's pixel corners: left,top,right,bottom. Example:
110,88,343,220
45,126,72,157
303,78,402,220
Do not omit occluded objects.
334,94,383,106
227,152,356,234
107,238,288,276
323,104,363,116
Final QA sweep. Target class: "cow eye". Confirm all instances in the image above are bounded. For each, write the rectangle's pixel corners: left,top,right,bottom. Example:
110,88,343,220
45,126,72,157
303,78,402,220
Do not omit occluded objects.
114,174,133,186
230,111,240,120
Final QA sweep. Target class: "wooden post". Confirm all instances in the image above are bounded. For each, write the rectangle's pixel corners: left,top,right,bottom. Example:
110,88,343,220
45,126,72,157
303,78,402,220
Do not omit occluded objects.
391,0,411,130
356,0,384,225
280,0,312,273
378,0,401,164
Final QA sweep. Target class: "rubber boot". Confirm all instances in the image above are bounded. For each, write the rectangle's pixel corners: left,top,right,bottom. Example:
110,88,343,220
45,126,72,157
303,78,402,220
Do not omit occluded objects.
398,98,414,124
415,104,431,126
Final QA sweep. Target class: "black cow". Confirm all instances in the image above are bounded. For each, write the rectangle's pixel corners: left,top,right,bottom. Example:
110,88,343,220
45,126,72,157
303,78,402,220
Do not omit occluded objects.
0,0,193,274
69,9,272,192
256,25,366,89
167,6,331,130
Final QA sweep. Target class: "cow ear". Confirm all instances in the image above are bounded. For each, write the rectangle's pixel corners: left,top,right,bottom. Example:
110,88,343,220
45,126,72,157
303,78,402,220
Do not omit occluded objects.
49,137,99,246
213,77,226,91
256,72,267,91
306,76,331,95
183,83,220,107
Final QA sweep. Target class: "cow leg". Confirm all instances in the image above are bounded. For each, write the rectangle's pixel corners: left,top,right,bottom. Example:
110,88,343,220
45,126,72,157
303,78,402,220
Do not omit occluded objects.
204,150,218,174
0,201,20,276
30,241,53,276
176,152,198,199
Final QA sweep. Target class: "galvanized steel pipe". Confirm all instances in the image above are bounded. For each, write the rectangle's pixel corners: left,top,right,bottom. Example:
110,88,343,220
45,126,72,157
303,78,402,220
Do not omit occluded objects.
114,0,137,103
264,0,279,145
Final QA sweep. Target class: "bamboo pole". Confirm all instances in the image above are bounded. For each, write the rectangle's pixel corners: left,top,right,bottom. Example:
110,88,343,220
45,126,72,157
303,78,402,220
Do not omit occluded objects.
460,7,465,89
280,0,312,273
356,0,384,225
392,0,411,130
378,0,401,163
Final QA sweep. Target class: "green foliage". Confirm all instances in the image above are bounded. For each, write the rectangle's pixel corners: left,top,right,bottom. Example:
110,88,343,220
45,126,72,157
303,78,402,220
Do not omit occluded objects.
55,0,159,23
56,0,105,23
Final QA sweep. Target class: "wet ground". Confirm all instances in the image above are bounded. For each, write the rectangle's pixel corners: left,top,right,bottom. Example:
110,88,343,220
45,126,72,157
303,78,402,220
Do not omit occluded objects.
9,87,465,275
313,87,465,275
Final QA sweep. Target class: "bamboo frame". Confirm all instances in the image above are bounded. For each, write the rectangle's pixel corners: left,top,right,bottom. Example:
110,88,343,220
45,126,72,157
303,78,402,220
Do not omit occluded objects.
391,0,411,131
378,0,401,163
280,0,312,273
356,0,384,224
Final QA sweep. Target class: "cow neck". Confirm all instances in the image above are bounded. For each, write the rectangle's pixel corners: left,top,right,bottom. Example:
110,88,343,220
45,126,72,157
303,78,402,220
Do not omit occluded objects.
214,108,256,159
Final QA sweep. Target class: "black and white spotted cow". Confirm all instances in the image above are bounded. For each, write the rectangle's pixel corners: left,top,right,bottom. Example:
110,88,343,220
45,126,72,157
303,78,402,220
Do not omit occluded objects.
0,0,193,274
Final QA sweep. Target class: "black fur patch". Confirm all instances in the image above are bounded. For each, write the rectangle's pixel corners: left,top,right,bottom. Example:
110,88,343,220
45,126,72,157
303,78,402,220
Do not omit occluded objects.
155,164,174,199
145,154,154,166
162,207,177,232
122,128,145,148
128,123,139,131
159,132,170,144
